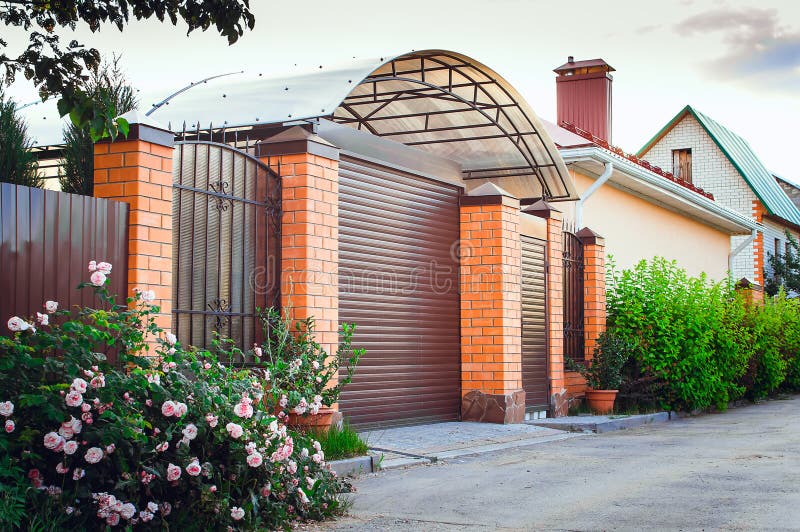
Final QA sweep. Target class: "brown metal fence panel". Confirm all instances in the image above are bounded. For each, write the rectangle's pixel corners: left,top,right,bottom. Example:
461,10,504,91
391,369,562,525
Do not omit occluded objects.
338,157,461,428
0,183,129,332
521,235,549,409
563,231,585,364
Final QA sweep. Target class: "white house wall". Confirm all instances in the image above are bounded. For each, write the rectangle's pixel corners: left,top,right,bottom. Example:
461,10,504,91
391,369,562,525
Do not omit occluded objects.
643,115,757,281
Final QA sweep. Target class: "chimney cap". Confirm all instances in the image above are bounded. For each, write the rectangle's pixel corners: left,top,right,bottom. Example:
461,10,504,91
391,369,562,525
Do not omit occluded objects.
554,58,615,74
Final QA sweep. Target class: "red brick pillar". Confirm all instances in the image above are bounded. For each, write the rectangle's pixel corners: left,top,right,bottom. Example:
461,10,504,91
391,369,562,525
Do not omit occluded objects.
257,126,340,365
752,200,765,290
523,200,567,416
93,114,174,340
577,227,606,360
459,183,525,424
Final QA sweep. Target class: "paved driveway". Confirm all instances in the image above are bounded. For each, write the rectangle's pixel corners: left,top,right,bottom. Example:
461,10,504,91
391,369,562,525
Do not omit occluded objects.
317,396,800,531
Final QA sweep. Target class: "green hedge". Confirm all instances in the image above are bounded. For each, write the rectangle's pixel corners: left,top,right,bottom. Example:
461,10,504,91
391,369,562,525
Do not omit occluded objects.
606,258,800,412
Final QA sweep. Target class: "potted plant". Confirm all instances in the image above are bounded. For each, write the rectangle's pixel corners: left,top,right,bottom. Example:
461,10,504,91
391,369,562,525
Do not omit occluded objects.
254,309,364,432
567,332,631,414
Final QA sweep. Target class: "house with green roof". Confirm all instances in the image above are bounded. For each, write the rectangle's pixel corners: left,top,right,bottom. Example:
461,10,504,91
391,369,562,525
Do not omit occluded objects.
638,105,800,289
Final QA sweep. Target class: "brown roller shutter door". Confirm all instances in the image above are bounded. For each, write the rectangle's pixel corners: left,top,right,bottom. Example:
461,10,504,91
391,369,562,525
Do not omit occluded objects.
521,235,549,410
338,157,461,427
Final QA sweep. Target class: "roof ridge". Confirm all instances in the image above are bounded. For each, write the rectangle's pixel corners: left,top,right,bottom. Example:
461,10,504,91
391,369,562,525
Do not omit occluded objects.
559,121,714,200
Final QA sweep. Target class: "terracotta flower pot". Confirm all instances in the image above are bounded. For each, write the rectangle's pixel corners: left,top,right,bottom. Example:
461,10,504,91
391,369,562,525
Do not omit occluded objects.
282,406,338,433
585,389,618,415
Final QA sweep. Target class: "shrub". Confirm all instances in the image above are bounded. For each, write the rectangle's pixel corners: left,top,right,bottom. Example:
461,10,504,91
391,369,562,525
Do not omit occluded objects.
566,332,631,390
255,309,364,417
607,258,800,412
0,89,42,188
0,263,351,530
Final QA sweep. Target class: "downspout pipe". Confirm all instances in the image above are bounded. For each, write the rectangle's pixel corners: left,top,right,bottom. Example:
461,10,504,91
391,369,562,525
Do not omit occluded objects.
729,228,758,276
576,162,613,230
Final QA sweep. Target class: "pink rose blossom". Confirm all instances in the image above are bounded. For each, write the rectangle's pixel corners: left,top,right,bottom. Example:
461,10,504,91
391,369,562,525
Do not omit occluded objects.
141,289,156,302
279,395,288,408
84,447,103,464
145,399,153,407
312,453,322,463
260,484,271,497
254,345,263,357
233,401,254,419
247,452,263,468
89,271,107,286
44,300,58,313
226,422,244,439
105,444,115,454
209,485,217,493
245,442,257,455
139,510,154,523
230,507,245,521
106,513,119,526
166,463,181,481
155,441,169,452
96,262,112,275
71,378,88,394
287,460,298,474
0,401,13,417
205,413,218,428
43,432,65,451
297,488,310,505
7,316,32,332
72,468,85,480
182,423,198,440
147,502,158,513
90,375,105,388
160,502,171,516
165,332,177,346
161,400,176,417
81,403,91,412
174,401,187,417
88,260,97,272
5,420,14,433
36,312,49,326
65,390,83,407
55,462,69,474
312,360,320,370
185,460,202,476
64,440,79,455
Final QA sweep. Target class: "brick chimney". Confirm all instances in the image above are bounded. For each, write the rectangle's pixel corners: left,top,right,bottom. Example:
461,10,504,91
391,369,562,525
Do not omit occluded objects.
554,56,614,143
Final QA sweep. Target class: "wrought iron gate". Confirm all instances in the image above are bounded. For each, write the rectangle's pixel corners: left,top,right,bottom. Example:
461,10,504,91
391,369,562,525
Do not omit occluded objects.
563,231,585,363
172,141,281,353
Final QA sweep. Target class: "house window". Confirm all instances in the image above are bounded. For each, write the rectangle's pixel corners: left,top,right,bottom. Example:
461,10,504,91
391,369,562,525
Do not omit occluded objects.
672,148,692,183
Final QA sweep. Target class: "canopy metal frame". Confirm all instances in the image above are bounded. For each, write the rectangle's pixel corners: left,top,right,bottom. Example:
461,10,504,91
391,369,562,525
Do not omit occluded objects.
331,52,569,200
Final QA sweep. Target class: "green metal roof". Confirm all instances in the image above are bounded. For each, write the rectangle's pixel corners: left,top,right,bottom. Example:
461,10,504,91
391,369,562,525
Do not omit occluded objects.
638,105,800,226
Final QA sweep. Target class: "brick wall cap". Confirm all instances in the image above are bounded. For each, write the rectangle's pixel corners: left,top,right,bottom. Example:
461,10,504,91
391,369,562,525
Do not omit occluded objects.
521,199,561,219
735,277,763,291
575,226,605,245
468,182,516,198
257,125,339,160
96,110,174,147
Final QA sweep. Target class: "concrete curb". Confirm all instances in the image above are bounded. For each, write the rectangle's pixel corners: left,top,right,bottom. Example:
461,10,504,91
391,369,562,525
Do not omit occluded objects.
530,412,671,433
329,455,377,477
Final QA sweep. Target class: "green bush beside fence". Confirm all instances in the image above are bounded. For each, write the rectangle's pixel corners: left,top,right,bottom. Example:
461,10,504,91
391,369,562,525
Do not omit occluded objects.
606,258,800,412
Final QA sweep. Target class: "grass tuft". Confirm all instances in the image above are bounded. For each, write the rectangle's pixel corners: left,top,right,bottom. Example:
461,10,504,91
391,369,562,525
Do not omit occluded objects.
309,421,369,461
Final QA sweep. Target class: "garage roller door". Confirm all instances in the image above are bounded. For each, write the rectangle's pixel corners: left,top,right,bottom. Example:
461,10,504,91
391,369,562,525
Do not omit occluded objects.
338,157,461,427
521,235,549,410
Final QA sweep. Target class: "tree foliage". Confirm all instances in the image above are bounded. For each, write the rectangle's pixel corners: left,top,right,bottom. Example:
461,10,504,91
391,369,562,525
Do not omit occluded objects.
0,0,255,141
765,230,800,296
60,57,138,195
0,89,42,188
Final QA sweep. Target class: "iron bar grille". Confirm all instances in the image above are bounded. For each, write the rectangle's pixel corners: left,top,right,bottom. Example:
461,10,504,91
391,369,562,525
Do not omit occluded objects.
562,231,585,363
172,126,280,358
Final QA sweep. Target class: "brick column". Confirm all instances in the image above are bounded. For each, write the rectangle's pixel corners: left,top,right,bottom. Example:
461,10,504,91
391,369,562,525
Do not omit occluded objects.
93,113,174,340
257,126,340,361
459,183,524,424
523,200,567,416
752,200,765,289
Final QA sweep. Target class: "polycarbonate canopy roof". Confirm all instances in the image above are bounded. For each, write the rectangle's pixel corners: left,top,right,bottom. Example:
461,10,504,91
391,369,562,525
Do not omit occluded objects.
22,50,577,200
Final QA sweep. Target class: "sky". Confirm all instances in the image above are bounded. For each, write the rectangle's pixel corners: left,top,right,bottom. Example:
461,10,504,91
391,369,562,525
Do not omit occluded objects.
4,0,800,180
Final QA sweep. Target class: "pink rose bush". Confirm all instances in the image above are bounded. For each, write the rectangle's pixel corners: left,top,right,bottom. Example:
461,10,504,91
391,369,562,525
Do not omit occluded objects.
255,309,364,417
0,262,351,530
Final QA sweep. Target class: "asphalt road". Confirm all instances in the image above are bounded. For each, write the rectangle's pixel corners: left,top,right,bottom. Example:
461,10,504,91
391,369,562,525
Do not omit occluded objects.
313,396,800,531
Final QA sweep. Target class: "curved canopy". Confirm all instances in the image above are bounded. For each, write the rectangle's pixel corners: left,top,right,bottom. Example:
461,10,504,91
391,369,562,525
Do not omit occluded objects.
22,50,577,200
